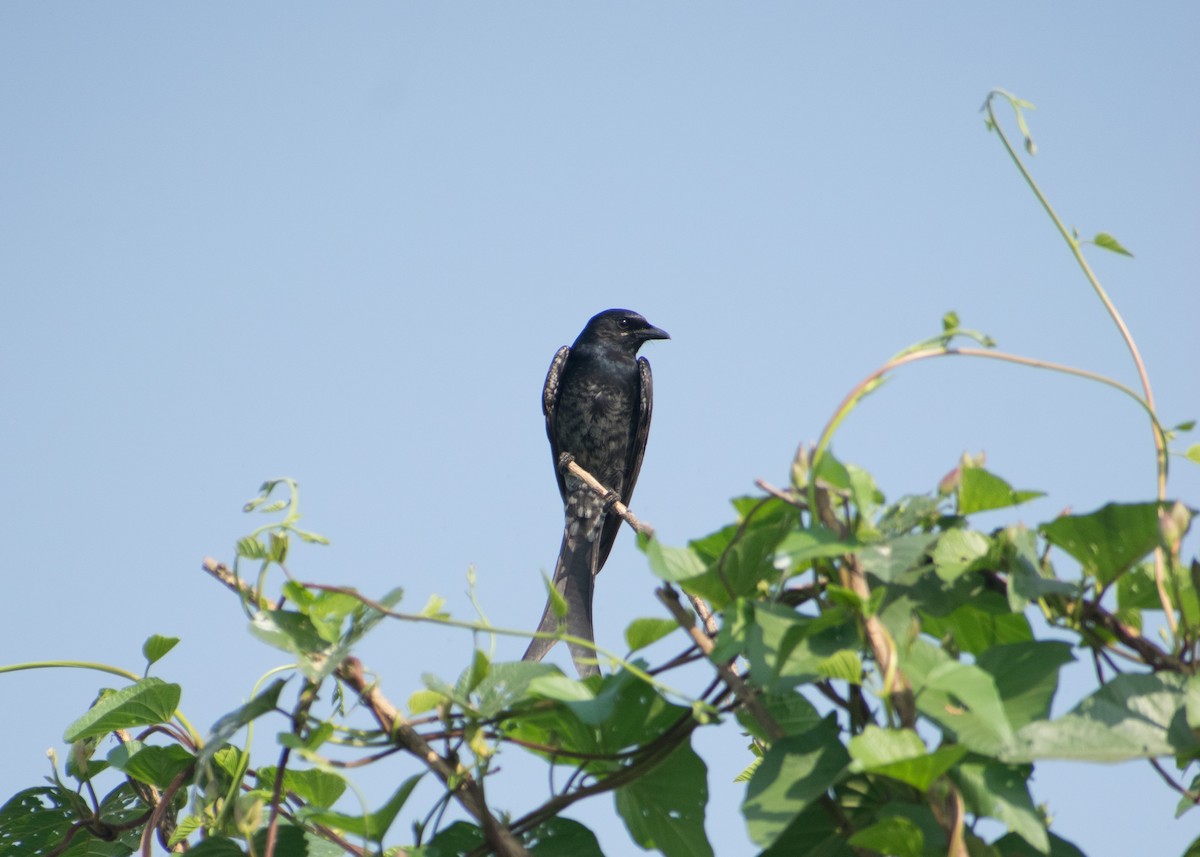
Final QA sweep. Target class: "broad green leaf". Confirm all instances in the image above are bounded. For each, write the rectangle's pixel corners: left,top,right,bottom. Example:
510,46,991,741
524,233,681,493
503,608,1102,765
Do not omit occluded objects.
976,641,1074,730
642,537,706,583
106,743,194,789
848,815,925,857
992,832,1087,857
256,766,346,808
249,609,328,657
676,499,799,608
1041,502,1165,584
858,533,938,582
624,617,678,653
756,799,857,857
743,602,858,691
931,529,992,582
1002,525,1078,612
1186,444,1200,465
1005,673,1198,762
1093,232,1133,257
472,660,560,718
919,589,1033,655
0,787,78,857
425,822,485,855
774,526,859,566
615,741,712,857
743,718,850,848
64,678,182,742
186,837,248,856
304,774,421,841
735,691,822,742
253,824,343,857
848,726,968,790
904,640,1016,755
524,817,604,856
953,761,1047,853
142,634,180,668
959,468,1043,515
877,494,943,537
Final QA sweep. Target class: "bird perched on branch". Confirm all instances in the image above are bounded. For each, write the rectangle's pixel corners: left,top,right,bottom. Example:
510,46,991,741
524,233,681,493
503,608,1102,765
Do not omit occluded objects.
522,309,670,677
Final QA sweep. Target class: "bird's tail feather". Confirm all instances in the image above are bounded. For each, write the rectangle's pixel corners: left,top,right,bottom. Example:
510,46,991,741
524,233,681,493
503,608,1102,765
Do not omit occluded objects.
521,534,600,677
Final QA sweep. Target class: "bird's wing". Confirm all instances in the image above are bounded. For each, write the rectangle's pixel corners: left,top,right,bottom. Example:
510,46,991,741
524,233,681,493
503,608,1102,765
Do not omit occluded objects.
595,356,653,573
543,345,571,500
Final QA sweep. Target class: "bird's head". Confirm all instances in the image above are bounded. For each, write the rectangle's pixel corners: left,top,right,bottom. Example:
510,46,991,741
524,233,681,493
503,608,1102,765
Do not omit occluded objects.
577,309,670,351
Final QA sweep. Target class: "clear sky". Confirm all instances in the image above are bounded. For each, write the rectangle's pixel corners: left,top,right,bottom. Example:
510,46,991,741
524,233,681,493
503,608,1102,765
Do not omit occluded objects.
2,4,1197,856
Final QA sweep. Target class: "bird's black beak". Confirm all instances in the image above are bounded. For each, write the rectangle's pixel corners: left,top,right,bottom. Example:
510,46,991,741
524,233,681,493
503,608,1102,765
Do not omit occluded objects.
639,324,670,342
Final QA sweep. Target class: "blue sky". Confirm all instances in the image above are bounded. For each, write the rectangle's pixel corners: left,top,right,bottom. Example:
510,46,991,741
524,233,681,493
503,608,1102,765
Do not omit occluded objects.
2,5,1197,855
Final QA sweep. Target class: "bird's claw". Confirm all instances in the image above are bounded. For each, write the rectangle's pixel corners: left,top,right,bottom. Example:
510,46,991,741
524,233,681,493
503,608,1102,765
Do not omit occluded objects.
557,452,576,474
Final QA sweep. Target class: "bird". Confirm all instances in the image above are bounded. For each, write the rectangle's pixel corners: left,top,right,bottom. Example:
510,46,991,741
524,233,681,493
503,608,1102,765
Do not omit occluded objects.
522,309,670,677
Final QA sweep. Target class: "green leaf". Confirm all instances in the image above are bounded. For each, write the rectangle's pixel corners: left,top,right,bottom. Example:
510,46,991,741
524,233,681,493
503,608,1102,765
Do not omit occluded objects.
304,774,422,841
1185,444,1200,465
1041,502,1165,584
858,533,938,582
953,761,1048,853
186,837,248,856
1117,562,1162,610
976,641,1074,730
774,526,859,566
743,718,850,848
198,679,287,768
742,602,858,691
624,617,679,653
919,589,1033,655
735,691,822,742
63,678,182,742
959,468,1043,515
848,815,925,857
256,767,346,808
931,529,993,582
848,726,968,790
642,537,707,582
1093,232,1133,257
0,787,79,857
542,572,569,620
672,499,800,608
106,743,194,789
236,536,268,560
250,824,329,857
142,634,180,668
992,831,1087,857
472,661,560,718
425,822,485,855
1002,526,1078,611
904,640,1016,755
816,650,863,684
1004,672,1199,762
615,741,713,857
524,817,603,856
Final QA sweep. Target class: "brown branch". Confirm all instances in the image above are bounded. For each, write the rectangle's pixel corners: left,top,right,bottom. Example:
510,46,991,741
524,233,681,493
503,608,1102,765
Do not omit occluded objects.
560,455,654,539
980,570,1184,673
335,658,528,857
656,584,785,741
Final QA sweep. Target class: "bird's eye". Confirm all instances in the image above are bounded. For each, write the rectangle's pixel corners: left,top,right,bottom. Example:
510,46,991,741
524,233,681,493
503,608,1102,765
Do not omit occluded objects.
617,317,631,329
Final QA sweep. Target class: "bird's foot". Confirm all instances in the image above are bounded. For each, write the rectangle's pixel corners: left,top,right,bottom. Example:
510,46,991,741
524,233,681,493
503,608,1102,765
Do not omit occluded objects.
557,452,576,475
601,489,623,511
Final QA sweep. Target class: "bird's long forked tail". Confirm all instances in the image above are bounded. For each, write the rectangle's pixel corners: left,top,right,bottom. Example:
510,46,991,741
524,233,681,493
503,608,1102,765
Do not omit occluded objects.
521,533,601,677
